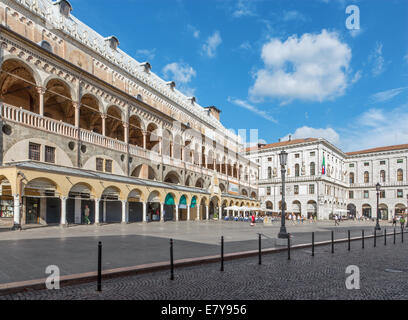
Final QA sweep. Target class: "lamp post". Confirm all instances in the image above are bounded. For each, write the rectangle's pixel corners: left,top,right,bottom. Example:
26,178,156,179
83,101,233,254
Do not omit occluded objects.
375,182,381,231
278,150,289,239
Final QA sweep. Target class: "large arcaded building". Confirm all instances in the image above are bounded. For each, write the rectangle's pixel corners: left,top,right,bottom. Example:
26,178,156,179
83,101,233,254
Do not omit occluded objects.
0,0,259,228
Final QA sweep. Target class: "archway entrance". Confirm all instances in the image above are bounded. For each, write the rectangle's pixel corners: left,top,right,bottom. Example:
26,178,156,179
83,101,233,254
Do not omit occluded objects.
395,204,406,217
67,183,94,225
362,204,372,218
178,195,188,221
147,191,161,222
190,196,198,220
164,193,176,221
101,187,121,223
379,204,388,221
347,204,356,218
128,189,143,223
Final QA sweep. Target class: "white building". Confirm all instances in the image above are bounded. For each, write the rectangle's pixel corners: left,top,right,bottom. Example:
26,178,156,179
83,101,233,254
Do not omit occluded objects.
244,137,408,220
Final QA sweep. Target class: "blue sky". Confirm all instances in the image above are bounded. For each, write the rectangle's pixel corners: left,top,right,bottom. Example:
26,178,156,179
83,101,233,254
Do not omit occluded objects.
69,0,408,152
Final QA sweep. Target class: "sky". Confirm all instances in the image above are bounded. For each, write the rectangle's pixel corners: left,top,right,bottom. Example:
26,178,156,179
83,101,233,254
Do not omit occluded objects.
68,0,408,152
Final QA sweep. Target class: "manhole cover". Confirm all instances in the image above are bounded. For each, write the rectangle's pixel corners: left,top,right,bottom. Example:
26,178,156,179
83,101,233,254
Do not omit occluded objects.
385,269,404,273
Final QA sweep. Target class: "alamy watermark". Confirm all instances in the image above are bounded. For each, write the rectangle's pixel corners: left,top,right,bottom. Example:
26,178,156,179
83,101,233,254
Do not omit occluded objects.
45,265,60,290
345,5,360,30
345,265,360,290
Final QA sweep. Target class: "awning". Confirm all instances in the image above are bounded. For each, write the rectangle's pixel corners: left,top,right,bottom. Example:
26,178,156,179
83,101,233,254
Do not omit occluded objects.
165,193,175,205
191,196,197,208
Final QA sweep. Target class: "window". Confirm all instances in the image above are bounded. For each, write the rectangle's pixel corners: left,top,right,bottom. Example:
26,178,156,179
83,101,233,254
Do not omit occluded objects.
380,190,385,199
295,164,300,177
268,157,272,162
45,146,55,163
256,159,259,163
105,160,112,173
29,143,41,161
96,158,104,171
397,189,403,198
266,187,271,196
294,185,299,195
349,172,355,184
397,169,403,182
397,159,404,164
380,160,386,165
310,152,315,156
364,171,369,183
295,154,300,158
267,167,272,179
380,170,386,183
349,191,354,199
309,184,315,194
364,190,369,199
349,164,354,167
310,162,316,176
364,162,369,166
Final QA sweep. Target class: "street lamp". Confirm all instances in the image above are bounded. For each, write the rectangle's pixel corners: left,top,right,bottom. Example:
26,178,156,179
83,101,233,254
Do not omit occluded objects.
375,182,381,231
278,150,289,239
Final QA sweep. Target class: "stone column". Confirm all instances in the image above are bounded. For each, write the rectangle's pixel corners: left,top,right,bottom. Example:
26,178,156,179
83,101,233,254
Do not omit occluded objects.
175,204,179,221
160,202,164,222
13,194,21,229
142,201,147,222
123,122,129,144
101,114,107,136
121,200,128,223
103,200,107,223
73,102,80,128
187,205,190,221
142,131,147,149
206,205,209,220
159,137,163,155
95,198,100,224
60,196,67,226
37,87,46,116
196,204,200,221
219,206,222,221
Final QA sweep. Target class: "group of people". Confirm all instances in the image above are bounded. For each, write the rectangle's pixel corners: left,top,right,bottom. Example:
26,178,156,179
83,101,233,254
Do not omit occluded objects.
392,216,406,228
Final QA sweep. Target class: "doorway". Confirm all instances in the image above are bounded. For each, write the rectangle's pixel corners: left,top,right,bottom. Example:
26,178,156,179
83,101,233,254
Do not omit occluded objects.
26,197,40,224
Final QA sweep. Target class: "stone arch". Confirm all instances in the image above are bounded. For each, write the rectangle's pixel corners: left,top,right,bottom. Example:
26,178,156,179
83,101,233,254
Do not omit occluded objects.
173,134,183,160
43,78,75,125
100,185,122,200
265,201,273,210
250,191,257,199
195,177,204,188
146,122,160,151
129,114,144,148
67,182,96,198
106,105,124,141
162,128,173,157
185,175,192,186
219,183,226,193
379,203,388,220
131,164,157,180
241,189,248,196
395,203,406,216
24,177,61,197
147,190,163,203
362,203,372,218
0,174,16,197
0,58,40,113
126,188,145,202
80,94,102,134
292,200,301,216
43,75,76,99
164,171,181,185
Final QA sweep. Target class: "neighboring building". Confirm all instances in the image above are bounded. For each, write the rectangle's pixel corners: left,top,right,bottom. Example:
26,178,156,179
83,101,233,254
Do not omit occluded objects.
0,0,258,228
245,137,408,220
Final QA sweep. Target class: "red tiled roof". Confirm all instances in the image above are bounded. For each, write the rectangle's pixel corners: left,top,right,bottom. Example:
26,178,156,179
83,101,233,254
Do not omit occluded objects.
245,138,318,152
346,144,408,156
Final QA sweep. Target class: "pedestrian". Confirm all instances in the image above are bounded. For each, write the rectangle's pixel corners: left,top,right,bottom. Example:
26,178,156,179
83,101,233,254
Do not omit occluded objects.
392,216,397,227
84,205,90,225
334,215,339,226
251,214,255,226
297,215,300,224
400,216,405,230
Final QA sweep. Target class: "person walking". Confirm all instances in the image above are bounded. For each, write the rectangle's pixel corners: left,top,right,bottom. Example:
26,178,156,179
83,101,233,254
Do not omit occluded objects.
334,214,339,226
400,216,405,230
84,205,91,225
251,214,255,226
392,216,397,227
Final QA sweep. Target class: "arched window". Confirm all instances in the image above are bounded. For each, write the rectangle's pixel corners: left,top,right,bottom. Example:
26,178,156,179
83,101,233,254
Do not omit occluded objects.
267,167,272,179
397,169,404,182
295,164,300,177
349,172,354,184
380,170,386,183
310,162,315,176
364,171,369,183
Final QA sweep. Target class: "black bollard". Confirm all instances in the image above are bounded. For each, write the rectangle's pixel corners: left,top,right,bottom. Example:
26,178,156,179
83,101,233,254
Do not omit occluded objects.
258,234,262,265
402,227,404,243
348,230,351,251
170,239,174,280
331,231,334,254
384,229,386,246
362,230,365,249
312,232,315,257
287,234,291,260
221,236,224,271
394,228,396,244
97,241,102,292
374,230,377,247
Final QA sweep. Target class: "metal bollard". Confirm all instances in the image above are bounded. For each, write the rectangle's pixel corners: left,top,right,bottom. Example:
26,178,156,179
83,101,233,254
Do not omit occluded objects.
402,227,404,243
221,236,224,271
384,229,386,246
258,234,262,265
312,232,315,257
287,234,291,260
374,230,376,247
97,241,102,292
348,230,351,251
394,228,396,244
331,231,334,254
362,230,364,249
170,239,174,280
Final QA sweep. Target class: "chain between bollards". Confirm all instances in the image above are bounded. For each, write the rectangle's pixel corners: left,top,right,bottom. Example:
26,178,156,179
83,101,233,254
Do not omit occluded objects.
221,236,224,272
97,241,102,292
348,230,350,251
362,230,364,249
287,234,291,260
331,231,334,254
311,232,314,257
170,238,174,280
258,234,262,265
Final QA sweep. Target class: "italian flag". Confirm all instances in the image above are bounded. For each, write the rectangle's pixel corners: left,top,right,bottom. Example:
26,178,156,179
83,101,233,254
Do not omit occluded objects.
322,155,326,175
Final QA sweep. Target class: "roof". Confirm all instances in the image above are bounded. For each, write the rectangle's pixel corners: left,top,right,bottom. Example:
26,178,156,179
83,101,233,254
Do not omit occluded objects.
245,138,318,152
346,144,408,156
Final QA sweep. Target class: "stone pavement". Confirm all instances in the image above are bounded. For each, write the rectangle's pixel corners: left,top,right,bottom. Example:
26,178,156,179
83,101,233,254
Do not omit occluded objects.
0,220,394,285
2,231,408,300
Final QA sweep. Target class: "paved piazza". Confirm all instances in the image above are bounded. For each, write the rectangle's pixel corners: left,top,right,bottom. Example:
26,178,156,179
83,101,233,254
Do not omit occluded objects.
0,220,394,285
2,231,408,300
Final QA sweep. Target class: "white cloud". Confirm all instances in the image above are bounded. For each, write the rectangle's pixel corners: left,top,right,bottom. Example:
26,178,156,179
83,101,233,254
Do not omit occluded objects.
202,31,222,58
239,41,252,50
178,86,196,97
404,52,408,63
351,70,362,84
136,49,156,61
249,29,353,103
232,0,256,18
349,28,364,38
282,10,306,22
369,42,386,77
162,62,196,84
371,87,408,103
281,126,340,145
228,97,277,123
187,24,200,39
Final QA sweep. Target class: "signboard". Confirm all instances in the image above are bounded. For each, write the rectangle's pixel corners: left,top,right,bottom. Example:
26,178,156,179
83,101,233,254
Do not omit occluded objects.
228,182,239,195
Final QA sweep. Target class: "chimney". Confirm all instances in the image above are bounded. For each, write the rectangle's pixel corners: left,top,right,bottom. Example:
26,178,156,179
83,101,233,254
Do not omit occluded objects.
278,138,281,142
204,106,221,121
289,135,292,141
104,36,120,50
54,0,73,18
